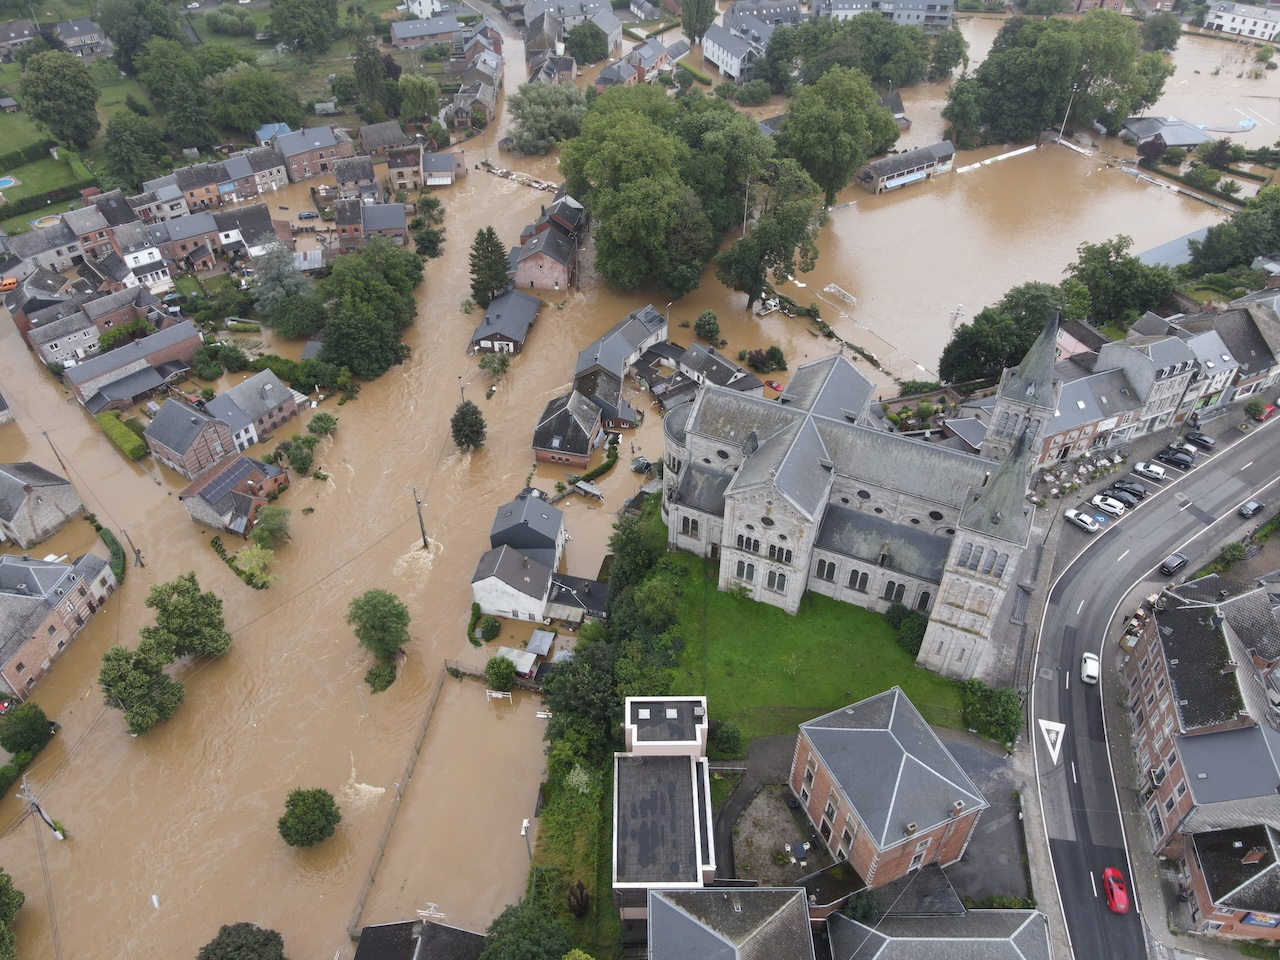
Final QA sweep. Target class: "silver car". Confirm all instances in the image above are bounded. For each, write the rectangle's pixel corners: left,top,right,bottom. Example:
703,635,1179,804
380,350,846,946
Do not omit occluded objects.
1090,494,1126,518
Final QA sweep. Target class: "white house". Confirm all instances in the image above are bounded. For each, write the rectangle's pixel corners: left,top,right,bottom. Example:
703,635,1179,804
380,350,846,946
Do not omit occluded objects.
406,0,446,16
1205,1,1280,39
470,545,553,621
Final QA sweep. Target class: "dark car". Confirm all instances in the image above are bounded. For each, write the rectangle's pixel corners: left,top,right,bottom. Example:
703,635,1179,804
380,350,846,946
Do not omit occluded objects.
1240,499,1265,519
1110,479,1148,500
1156,448,1194,469
297,210,319,220
1101,486,1139,508
1103,867,1130,914
1185,431,1216,450
1160,553,1188,575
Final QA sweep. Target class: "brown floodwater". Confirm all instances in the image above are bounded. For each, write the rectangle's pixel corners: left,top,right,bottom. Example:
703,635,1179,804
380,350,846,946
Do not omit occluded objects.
0,15,1249,959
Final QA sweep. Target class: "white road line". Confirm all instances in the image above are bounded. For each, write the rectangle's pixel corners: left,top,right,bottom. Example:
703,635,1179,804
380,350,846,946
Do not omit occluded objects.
1243,461,1254,471
1065,673,1070,690
1117,549,1129,562
1090,872,1098,897
1072,761,1078,784
1077,599,1085,615
1249,108,1275,126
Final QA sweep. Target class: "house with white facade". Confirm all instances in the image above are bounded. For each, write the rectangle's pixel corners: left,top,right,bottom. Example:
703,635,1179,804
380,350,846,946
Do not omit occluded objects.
1205,1,1280,40
817,0,953,30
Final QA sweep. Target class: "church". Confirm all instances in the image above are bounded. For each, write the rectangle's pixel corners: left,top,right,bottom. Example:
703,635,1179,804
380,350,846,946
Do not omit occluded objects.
659,318,1059,684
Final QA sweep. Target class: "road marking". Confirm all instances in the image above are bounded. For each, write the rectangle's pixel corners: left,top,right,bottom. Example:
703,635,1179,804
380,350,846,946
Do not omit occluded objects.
1072,761,1078,784
1116,549,1129,562
1090,872,1098,898
1065,673,1070,690
1039,718,1066,765
1243,462,1254,471
1077,599,1085,615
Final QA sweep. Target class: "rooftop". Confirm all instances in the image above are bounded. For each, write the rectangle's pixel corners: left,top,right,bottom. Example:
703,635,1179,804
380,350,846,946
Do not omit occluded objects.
627,697,707,743
648,887,816,960
614,753,704,886
1156,598,1246,732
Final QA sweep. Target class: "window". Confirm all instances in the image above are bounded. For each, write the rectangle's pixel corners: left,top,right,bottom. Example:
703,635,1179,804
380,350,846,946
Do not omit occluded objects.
957,543,973,567
770,545,792,564
1176,781,1186,798
767,571,786,592
800,787,809,804
849,570,868,592
883,581,905,603
804,765,814,785
1148,805,1163,838
680,516,700,538
1164,795,1176,814
14,663,24,674
917,591,931,611
982,551,996,575
992,554,1009,579
841,827,854,847
735,561,755,582
825,800,837,820
816,559,836,581
735,536,760,553
968,546,984,571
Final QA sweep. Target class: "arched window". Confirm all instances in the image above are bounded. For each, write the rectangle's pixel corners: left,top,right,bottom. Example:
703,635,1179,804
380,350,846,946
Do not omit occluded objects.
992,554,1009,579
735,560,755,581
681,516,691,536
968,546,984,571
982,550,996,575
917,591,931,612
849,570,868,592
883,580,897,600
767,571,787,592
957,543,973,567
894,583,906,602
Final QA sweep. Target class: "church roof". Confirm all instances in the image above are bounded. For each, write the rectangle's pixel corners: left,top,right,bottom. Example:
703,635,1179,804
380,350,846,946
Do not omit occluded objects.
999,313,1059,410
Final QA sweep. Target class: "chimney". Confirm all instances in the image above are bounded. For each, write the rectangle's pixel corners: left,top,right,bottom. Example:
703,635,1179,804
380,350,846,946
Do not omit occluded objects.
951,799,966,815
1243,846,1267,865
523,556,529,567
904,822,917,837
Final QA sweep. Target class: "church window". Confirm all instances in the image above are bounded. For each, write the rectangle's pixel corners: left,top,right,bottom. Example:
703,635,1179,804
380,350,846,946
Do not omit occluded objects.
917,591,931,611
816,559,836,582
992,554,1009,578
982,551,996,575
957,543,972,567
767,571,787,592
735,561,755,582
848,570,868,592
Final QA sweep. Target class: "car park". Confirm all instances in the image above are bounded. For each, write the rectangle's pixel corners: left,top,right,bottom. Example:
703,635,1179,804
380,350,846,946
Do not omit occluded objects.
1156,449,1194,470
1133,462,1166,481
1103,868,1129,914
1240,500,1265,519
1185,432,1216,450
1090,495,1126,517
1110,479,1147,500
1101,487,1139,509
1080,652,1100,684
1159,553,1188,575
1064,508,1101,533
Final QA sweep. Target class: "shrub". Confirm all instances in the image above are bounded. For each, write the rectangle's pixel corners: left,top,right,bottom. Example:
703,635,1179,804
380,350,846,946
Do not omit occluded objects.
97,526,127,582
961,679,1023,745
915,401,935,419
884,603,911,630
365,659,396,692
277,788,341,847
0,764,18,796
736,79,772,105
485,655,516,691
97,412,147,460
694,310,720,342
468,601,482,645
714,719,742,755
0,702,53,755
480,616,501,642
895,612,928,657
1246,398,1267,419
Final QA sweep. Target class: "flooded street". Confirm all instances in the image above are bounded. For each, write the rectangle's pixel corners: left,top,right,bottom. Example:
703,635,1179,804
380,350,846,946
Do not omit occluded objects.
0,15,1263,959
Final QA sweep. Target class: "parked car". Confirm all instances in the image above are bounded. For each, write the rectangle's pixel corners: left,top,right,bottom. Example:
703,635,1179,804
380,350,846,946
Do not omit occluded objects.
1080,652,1100,684
1110,479,1148,500
1103,867,1129,914
0,278,16,292
297,210,319,220
1133,461,1166,481
1090,495,1126,518
1159,553,1188,576
765,380,784,392
1156,448,1194,470
1185,431,1216,450
1101,487,1139,509
1064,508,1101,533
1173,442,1199,460
1240,499,1265,519
1255,403,1276,422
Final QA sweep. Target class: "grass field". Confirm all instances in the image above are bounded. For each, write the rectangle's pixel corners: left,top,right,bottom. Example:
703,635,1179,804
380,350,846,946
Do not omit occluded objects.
2,157,80,203
0,197,81,236
670,553,963,740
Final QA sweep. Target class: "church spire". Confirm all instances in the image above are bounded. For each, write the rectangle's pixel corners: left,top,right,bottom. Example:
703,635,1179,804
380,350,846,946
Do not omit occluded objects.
998,311,1060,412
961,427,1033,544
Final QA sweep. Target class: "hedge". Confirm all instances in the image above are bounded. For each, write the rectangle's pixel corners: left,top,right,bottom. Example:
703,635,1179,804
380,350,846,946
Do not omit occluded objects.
1139,160,1246,206
580,433,620,483
97,526,127,583
97,411,147,460
677,61,713,85
0,178,100,221
0,139,56,171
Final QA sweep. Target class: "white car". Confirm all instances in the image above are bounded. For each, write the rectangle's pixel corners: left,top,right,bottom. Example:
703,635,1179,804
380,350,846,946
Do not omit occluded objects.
1064,508,1100,534
1090,494,1126,518
187,1,199,7
1133,461,1166,481
1080,652,1100,684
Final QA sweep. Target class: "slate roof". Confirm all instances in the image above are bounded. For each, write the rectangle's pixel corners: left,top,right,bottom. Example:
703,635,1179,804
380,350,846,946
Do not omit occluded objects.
0,554,106,668
360,120,410,149
614,753,703,885
423,151,455,174
704,22,750,58
144,399,229,455
83,367,167,413
958,427,1033,543
680,343,761,391
64,321,199,389
470,544,552,600
352,918,486,960
1122,116,1213,148
82,286,158,323
575,304,666,376
389,145,423,171
362,204,407,232
490,489,563,550
575,367,635,423
27,310,95,347
0,463,74,523
547,574,608,618
816,506,950,583
1193,825,1280,913
944,417,986,451
211,369,290,425
1179,304,1280,378
533,391,600,457
336,155,376,185
62,205,110,236
1000,313,1059,410
245,145,286,172
828,909,1052,960
275,125,342,158
514,223,575,267
1173,576,1280,663
174,161,229,192
781,354,875,421
648,887,816,960
1047,364,1139,434
800,688,987,850
391,15,461,39
1156,597,1246,732
213,203,276,245
472,289,542,345
334,198,362,225
9,221,77,259
1177,724,1280,805
598,60,637,85
674,462,731,517
863,141,955,179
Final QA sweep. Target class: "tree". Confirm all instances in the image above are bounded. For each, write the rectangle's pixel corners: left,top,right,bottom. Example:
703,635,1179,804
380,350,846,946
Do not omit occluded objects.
20,51,100,148
354,34,388,108
938,281,1062,382
414,225,445,258
542,637,620,760
694,310,720,342
478,903,573,960
0,702,52,755
206,65,304,136
1067,234,1174,328
98,642,185,736
308,413,338,435
399,74,441,122
251,505,292,548
318,237,423,379
566,22,608,65
197,923,286,960
506,83,589,155
277,788,341,847
1197,137,1234,170
683,0,717,43
485,655,516,691
1245,398,1267,419
271,295,326,340
271,0,340,54
142,573,232,659
0,870,22,928
478,353,510,380
451,400,487,450
101,112,168,192
100,0,182,73
332,73,361,104
470,227,511,308
1141,11,1181,51
135,38,200,103
347,589,410,660
235,543,278,586
254,241,313,316
942,76,983,149
929,28,968,81
165,80,217,150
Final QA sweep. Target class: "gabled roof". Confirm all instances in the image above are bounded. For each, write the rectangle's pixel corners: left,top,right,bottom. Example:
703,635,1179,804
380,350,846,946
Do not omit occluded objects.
575,304,666,376
275,125,342,158
828,909,1052,960
490,488,563,549
212,369,290,424
179,455,282,531
360,120,411,149
62,205,110,236
144,399,229,455
1193,825,1280,914
598,60,637,84
9,221,77,259
1156,596,1246,732
245,144,286,172
472,288,542,344
648,888,816,960
0,463,74,524
213,203,276,245
353,918,486,960
335,155,376,184
0,554,106,668
863,141,954,179
65,321,199,388
391,14,461,38
800,688,987,850
470,544,552,600
389,144,424,170
816,506,950,583
362,204,407,232
533,391,600,456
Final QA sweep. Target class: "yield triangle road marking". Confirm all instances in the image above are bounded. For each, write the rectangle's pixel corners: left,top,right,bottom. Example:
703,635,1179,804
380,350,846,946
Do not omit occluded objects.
1039,718,1066,765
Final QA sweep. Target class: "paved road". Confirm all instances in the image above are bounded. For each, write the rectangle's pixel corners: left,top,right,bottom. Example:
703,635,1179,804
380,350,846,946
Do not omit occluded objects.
1032,424,1280,960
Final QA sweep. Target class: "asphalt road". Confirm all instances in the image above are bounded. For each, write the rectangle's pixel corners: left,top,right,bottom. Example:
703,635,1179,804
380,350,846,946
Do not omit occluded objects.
1032,423,1280,960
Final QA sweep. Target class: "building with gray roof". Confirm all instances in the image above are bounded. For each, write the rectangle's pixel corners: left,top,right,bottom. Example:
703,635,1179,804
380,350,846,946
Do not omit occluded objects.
1188,825,1280,937
533,390,603,467
818,0,953,29
648,888,816,960
358,120,411,156
828,908,1052,960
64,320,200,411
470,289,542,354
0,463,84,548
488,487,564,569
470,544,553,621
144,399,236,480
857,142,955,195
178,454,287,535
8,220,79,271
352,918,485,960
204,369,298,451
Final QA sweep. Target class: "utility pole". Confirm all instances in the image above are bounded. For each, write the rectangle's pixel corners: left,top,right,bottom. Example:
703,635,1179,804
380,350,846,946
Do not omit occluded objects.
19,776,64,840
121,528,145,568
412,486,429,551
42,432,68,474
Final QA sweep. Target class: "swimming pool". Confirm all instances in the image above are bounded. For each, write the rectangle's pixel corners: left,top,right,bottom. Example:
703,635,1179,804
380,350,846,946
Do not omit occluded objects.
0,177,15,188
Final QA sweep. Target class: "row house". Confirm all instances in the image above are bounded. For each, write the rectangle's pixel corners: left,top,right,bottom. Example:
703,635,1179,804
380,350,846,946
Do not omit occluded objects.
8,221,80,272
204,369,298,451
128,181,190,223
63,204,120,261
178,455,288,536
114,221,174,293
333,199,409,250
335,155,378,200
0,553,116,701
446,80,497,128
703,0,801,82
1206,1,1280,40
56,18,109,59
144,399,236,480
358,120,412,158
817,0,954,30
390,14,463,49
64,320,202,412
213,204,288,258
26,287,163,368
272,126,355,182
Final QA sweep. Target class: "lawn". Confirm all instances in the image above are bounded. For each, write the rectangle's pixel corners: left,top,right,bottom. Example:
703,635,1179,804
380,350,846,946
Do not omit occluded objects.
174,275,204,299
0,197,81,236
670,552,963,740
1,157,80,204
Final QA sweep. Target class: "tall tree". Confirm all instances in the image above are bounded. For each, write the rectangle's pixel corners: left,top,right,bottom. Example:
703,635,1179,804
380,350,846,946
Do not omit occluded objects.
682,0,717,44
451,400,487,450
272,294,326,339
101,112,168,192
506,82,589,155
942,76,983,148
197,923,286,960
141,572,232,659
100,0,182,73
938,281,1062,382
929,28,968,81
134,37,200,103
165,80,217,150
399,73,441,122
0,702,52,755
1067,234,1174,328
566,22,608,64
205,64,304,135
20,51,100,148
98,641,186,736
1141,11,1182,51
254,240,313,316
346,589,411,658
270,0,341,54
251,505,292,548
470,226,511,307
353,34,387,108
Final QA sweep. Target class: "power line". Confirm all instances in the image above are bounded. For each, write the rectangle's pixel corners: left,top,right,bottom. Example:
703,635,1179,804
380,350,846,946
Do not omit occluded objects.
32,815,63,960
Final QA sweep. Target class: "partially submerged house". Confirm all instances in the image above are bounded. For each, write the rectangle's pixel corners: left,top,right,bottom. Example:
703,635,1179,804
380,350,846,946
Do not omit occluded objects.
143,399,235,480
0,463,84,548
204,369,299,452
178,455,288,536
857,141,955,195
469,289,543,355
533,390,603,467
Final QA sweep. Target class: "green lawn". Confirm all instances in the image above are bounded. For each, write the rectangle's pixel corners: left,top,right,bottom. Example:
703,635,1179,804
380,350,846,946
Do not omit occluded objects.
670,553,963,740
0,197,81,236
0,60,49,154
174,275,204,299
2,157,80,204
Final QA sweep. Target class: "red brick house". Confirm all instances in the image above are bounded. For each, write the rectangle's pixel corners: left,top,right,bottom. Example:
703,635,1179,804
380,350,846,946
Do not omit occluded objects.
143,398,235,480
790,688,987,889
178,455,288,536
275,126,356,182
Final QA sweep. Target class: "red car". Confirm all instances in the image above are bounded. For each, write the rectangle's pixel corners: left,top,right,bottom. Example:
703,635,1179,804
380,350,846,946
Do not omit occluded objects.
1255,403,1276,422
765,380,784,392
1103,867,1129,914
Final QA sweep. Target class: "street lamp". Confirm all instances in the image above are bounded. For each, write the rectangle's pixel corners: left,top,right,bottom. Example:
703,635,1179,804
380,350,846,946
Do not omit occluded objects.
1058,79,1083,144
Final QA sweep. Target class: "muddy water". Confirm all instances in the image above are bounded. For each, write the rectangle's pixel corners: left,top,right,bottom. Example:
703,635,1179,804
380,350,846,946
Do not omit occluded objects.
0,17,1250,959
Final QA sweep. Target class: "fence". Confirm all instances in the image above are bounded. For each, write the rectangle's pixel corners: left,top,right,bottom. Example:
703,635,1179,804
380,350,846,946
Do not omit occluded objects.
445,658,544,692
345,666,447,940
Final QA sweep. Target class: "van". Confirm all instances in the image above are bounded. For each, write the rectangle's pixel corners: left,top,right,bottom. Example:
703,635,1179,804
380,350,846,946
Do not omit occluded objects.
0,278,17,292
